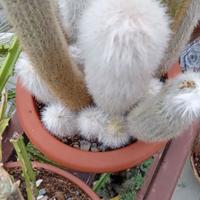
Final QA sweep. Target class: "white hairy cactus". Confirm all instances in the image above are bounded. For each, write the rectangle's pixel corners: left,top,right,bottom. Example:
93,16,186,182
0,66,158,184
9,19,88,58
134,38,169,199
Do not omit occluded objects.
148,78,164,96
78,107,131,148
16,53,57,103
16,46,84,104
68,44,84,72
58,0,90,42
41,102,77,138
77,107,107,140
78,0,171,115
99,115,131,148
128,72,200,142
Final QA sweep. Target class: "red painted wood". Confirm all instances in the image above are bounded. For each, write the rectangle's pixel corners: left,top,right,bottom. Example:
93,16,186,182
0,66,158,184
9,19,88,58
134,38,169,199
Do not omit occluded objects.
137,149,166,200
143,121,200,200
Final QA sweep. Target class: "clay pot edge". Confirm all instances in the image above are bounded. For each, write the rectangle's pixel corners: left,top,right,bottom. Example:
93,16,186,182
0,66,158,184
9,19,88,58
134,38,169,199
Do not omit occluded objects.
5,161,100,200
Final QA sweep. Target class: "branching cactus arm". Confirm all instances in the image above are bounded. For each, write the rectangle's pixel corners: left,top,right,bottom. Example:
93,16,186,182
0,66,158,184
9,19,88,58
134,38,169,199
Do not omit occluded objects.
0,0,92,111
128,72,200,142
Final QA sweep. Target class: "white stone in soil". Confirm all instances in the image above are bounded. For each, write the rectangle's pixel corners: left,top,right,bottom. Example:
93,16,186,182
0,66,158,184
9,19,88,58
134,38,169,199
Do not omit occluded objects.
80,140,91,151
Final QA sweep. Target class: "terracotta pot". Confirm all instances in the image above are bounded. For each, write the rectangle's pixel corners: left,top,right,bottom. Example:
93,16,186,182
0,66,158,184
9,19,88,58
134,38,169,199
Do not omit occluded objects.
190,154,200,183
16,63,181,173
5,161,100,200
190,133,200,184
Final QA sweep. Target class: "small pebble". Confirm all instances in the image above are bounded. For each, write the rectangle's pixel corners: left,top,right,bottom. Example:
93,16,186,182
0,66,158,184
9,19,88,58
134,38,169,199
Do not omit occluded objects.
37,195,47,200
40,196,48,200
98,144,107,152
91,143,98,152
41,196,48,200
73,144,79,148
80,140,91,151
36,179,43,187
38,188,46,196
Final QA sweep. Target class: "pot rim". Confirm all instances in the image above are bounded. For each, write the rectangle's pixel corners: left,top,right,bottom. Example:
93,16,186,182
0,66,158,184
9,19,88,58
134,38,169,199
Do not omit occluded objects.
16,63,181,173
5,161,100,200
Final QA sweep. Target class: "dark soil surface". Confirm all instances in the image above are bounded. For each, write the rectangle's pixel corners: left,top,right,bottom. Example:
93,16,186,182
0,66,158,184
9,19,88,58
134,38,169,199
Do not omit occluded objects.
55,135,135,152
8,167,91,200
36,100,136,152
192,153,200,177
192,132,200,177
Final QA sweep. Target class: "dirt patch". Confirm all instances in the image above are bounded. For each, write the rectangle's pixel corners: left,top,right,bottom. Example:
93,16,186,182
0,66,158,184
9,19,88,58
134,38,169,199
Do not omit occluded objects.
8,167,91,200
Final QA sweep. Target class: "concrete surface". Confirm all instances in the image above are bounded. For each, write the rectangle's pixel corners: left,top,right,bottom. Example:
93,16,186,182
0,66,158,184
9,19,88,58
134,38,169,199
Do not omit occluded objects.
172,158,200,200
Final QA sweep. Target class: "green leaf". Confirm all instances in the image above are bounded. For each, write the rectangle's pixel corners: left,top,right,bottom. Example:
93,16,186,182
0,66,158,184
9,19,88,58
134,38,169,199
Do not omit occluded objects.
26,142,57,166
134,173,144,191
0,118,10,136
0,89,8,120
10,133,38,199
0,118,10,162
0,16,11,33
140,158,153,173
0,37,21,93
130,168,139,177
93,173,111,193
120,191,136,200
7,90,15,100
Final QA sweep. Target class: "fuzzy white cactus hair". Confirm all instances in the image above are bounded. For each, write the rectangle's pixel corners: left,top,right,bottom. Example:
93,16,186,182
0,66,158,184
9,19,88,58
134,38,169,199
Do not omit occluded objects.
99,115,131,148
58,0,90,43
68,44,84,72
16,47,84,104
16,53,57,104
78,107,131,148
148,78,164,96
78,0,171,115
128,72,200,142
41,102,77,138
77,106,107,141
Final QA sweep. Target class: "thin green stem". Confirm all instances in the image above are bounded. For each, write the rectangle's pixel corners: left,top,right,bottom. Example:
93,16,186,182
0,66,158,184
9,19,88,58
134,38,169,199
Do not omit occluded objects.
93,173,110,192
0,118,9,162
0,89,9,162
0,89,8,119
10,133,37,200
